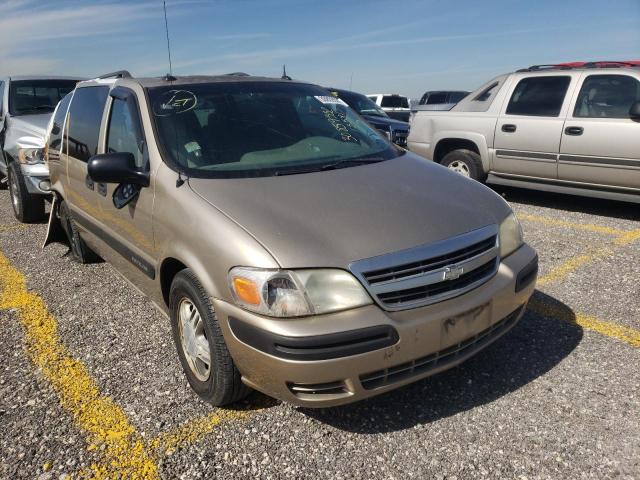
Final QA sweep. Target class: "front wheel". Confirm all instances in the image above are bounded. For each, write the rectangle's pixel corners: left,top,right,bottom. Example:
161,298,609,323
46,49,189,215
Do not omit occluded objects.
169,269,250,406
58,200,100,263
440,149,487,182
7,162,46,222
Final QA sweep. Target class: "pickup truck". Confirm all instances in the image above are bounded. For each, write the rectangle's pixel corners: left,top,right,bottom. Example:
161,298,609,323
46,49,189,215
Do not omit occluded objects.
0,76,81,221
407,62,640,204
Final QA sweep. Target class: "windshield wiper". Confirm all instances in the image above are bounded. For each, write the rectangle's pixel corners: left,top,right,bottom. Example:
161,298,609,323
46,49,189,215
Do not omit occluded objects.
319,157,385,171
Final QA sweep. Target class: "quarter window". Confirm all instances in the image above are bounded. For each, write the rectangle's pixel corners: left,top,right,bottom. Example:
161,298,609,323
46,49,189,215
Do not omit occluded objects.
506,76,571,117
67,86,109,162
107,96,146,168
574,74,640,118
47,92,73,163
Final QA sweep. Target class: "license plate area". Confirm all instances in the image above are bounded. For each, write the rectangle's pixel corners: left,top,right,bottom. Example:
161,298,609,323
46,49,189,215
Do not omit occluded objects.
441,302,491,347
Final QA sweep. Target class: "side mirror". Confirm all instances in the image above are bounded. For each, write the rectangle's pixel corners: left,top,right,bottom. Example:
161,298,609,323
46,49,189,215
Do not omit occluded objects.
87,152,149,187
630,101,640,121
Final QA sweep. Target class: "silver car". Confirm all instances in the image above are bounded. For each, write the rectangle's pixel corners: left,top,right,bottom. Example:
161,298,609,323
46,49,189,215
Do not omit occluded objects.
45,72,538,407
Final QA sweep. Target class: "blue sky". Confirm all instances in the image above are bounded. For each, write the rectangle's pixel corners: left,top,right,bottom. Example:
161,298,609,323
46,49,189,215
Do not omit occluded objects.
1,0,638,98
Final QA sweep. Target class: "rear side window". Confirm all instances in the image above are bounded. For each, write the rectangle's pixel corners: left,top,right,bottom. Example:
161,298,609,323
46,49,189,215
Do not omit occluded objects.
107,95,146,168
381,96,409,108
574,74,640,118
47,93,73,162
426,93,447,104
506,76,571,117
67,86,109,162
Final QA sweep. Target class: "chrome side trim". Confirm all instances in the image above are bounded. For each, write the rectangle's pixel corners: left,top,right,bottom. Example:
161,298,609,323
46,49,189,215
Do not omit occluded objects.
496,149,557,163
558,154,640,169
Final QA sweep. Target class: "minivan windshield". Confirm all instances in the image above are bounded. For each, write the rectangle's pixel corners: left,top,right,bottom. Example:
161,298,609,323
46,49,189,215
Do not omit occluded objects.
9,79,77,116
148,82,400,178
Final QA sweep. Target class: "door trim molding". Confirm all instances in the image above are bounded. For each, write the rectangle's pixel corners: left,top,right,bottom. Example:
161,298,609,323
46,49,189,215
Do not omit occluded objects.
558,154,640,169
495,149,557,163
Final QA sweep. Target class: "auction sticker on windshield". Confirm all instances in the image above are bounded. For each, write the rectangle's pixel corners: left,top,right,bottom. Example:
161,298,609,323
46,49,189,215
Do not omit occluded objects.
153,90,198,116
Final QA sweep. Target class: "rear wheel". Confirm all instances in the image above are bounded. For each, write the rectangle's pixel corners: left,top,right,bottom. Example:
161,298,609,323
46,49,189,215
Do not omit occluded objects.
7,162,45,223
441,149,487,182
170,269,250,406
58,200,100,263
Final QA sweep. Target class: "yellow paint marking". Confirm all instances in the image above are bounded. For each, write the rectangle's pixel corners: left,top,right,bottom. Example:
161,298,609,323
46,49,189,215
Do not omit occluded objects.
0,223,28,233
615,229,640,246
0,249,159,479
0,247,255,478
536,248,609,287
150,410,250,457
518,213,627,237
529,298,640,349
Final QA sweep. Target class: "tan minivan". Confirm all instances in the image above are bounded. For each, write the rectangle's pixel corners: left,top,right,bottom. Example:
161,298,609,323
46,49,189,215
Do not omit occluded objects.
45,71,538,407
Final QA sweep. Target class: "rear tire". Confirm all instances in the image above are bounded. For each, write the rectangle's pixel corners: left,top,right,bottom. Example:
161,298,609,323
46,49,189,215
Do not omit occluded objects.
170,269,250,406
58,200,100,264
441,149,487,182
7,162,46,223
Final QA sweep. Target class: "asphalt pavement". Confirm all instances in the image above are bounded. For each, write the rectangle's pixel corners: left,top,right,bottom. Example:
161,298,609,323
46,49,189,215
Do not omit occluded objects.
0,186,638,479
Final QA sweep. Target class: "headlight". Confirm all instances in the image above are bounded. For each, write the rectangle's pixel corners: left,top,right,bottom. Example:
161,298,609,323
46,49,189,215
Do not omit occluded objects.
228,267,372,318
18,147,45,165
499,212,524,258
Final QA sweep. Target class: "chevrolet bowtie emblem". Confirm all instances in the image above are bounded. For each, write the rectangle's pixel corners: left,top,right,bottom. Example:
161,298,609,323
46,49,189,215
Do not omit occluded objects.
443,265,464,281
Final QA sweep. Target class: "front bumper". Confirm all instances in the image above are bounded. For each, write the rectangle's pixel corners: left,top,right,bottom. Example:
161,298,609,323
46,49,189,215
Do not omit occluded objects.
20,163,51,195
215,243,537,407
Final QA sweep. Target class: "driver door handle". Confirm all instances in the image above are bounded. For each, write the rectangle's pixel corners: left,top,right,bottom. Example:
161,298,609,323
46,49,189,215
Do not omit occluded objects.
565,126,584,136
501,124,517,133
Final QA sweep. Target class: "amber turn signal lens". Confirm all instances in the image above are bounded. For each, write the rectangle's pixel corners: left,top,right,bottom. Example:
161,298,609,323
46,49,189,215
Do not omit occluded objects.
232,277,261,305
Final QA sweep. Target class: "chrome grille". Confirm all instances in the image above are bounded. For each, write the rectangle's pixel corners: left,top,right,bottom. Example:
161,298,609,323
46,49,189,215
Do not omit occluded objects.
350,225,499,311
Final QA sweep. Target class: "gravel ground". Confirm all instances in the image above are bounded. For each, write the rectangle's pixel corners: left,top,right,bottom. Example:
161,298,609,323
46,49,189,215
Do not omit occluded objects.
0,186,638,479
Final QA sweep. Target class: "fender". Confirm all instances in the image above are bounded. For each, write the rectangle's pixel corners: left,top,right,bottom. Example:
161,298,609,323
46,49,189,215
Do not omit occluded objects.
42,193,69,250
431,131,491,172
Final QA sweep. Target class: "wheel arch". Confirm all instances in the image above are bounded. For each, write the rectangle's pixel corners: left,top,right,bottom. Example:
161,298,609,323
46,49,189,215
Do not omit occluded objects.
432,133,489,172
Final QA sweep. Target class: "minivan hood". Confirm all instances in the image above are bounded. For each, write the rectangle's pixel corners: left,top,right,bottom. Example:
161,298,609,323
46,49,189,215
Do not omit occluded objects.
188,153,511,269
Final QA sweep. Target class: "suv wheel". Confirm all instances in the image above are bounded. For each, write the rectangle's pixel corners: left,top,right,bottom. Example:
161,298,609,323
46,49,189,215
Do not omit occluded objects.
7,162,46,222
58,200,100,263
441,149,487,182
169,269,250,406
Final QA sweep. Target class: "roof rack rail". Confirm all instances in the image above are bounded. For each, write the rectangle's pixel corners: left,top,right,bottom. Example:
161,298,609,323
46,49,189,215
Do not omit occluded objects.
517,61,640,72
98,70,133,79
516,64,573,72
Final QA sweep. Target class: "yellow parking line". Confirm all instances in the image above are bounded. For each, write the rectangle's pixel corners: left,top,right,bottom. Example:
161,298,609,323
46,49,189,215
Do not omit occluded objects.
0,247,255,478
529,298,640,349
0,224,28,233
0,250,159,479
536,248,609,287
150,410,250,457
518,213,628,237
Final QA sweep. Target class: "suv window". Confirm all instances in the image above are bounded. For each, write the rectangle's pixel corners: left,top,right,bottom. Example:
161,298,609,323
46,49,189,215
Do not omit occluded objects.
381,96,409,108
47,92,73,163
67,86,109,162
474,82,498,102
506,76,571,117
107,96,146,168
574,74,640,118
8,79,77,116
426,93,447,105
0,81,4,113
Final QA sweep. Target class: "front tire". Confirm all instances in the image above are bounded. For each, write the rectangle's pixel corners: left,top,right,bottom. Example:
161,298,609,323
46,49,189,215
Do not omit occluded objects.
7,162,45,222
58,200,100,263
440,149,487,182
169,269,250,406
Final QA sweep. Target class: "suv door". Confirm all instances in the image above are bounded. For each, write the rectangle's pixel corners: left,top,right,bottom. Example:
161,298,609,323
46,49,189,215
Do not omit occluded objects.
64,86,109,221
91,88,156,288
0,80,6,170
493,74,576,178
559,73,640,189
